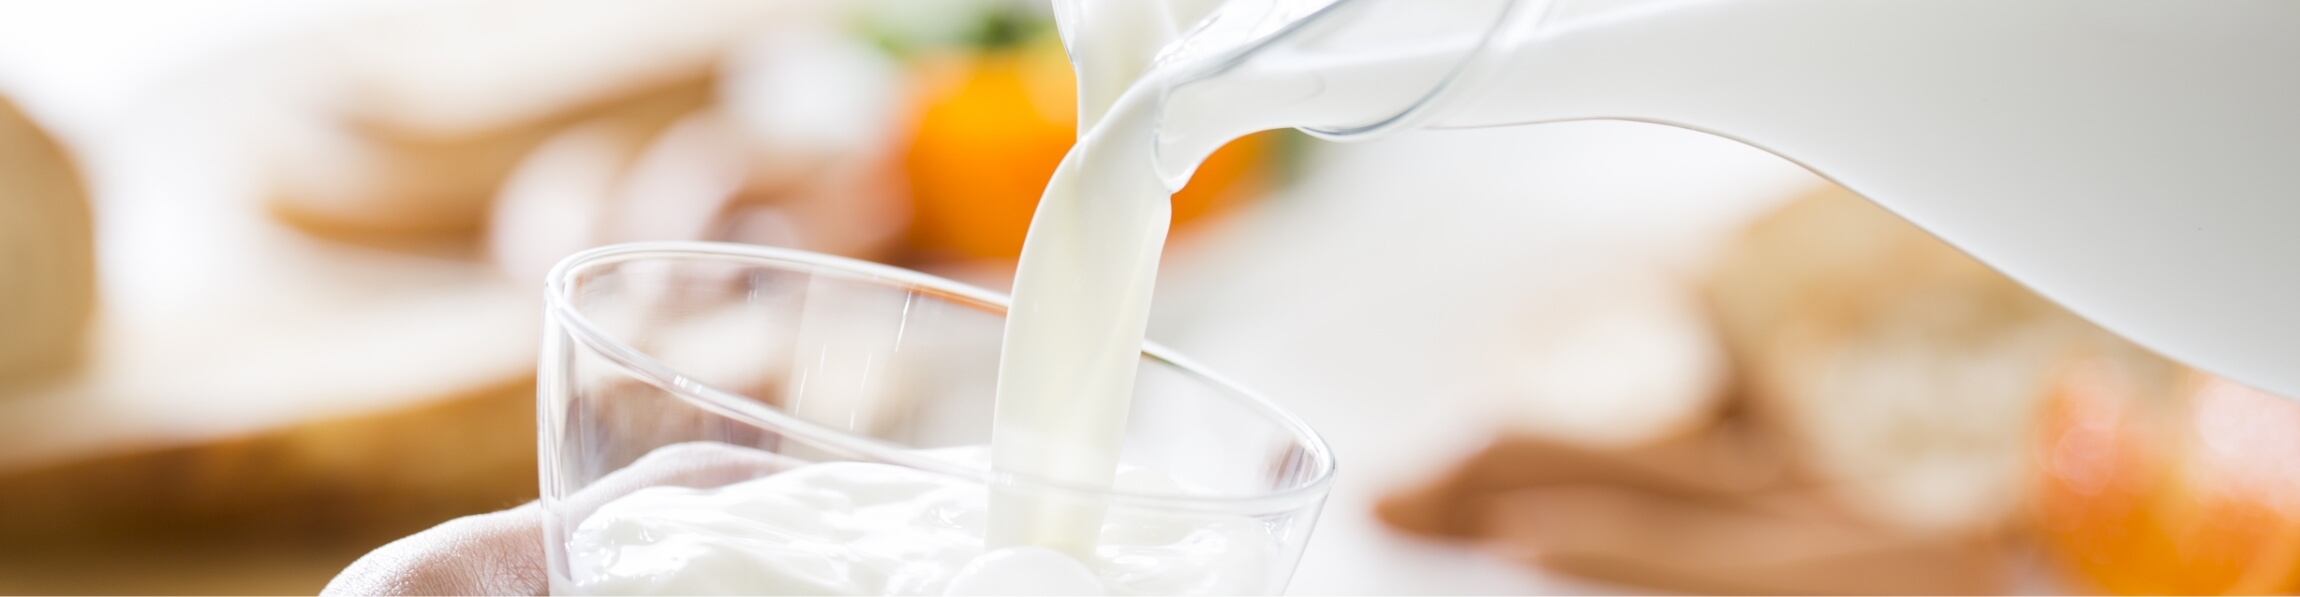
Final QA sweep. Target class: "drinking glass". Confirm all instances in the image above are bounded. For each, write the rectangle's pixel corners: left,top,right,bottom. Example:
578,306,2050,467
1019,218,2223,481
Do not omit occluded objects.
537,241,1335,595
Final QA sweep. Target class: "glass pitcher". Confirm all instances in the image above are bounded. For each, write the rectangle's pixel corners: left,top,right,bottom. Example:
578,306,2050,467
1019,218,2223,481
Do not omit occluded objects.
1104,0,2300,399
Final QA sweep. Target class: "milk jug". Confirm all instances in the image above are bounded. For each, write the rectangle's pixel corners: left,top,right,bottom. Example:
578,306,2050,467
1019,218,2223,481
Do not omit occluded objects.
1140,0,2300,399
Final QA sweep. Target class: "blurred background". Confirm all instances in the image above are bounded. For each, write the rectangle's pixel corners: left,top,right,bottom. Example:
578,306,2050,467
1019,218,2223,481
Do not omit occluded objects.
3,0,2298,594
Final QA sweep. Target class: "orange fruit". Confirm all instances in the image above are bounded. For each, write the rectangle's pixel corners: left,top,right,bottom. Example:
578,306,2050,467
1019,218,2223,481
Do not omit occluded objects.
900,39,1272,261
2034,363,2300,594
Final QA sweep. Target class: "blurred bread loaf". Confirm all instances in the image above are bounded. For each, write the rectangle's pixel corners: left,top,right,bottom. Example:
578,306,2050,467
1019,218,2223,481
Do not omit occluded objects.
0,96,95,390
488,28,910,285
266,0,829,240
1707,185,2106,532
1381,184,2201,593
268,77,711,240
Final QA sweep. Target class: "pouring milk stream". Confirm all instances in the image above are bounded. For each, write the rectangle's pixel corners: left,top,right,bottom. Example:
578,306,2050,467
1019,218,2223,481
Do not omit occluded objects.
564,0,2299,592
986,0,1514,554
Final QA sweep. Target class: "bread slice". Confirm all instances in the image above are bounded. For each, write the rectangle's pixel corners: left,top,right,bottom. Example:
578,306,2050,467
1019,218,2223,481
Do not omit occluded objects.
0,96,96,390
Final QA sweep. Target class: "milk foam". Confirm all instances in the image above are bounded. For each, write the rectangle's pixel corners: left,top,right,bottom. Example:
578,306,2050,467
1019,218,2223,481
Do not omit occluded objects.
559,448,1274,596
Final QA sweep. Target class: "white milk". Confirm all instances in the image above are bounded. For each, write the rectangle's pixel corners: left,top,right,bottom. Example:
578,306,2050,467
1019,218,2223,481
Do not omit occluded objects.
983,0,1224,553
560,448,1273,595
982,67,1176,555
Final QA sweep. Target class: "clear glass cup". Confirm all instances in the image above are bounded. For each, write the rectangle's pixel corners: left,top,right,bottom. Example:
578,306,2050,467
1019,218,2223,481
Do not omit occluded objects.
537,241,1336,595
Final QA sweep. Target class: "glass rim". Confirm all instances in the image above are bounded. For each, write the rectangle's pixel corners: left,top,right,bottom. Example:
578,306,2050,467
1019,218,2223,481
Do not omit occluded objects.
543,241,1337,515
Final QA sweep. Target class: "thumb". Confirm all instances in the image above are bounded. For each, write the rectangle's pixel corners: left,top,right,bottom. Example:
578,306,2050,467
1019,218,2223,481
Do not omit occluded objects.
322,502,547,596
